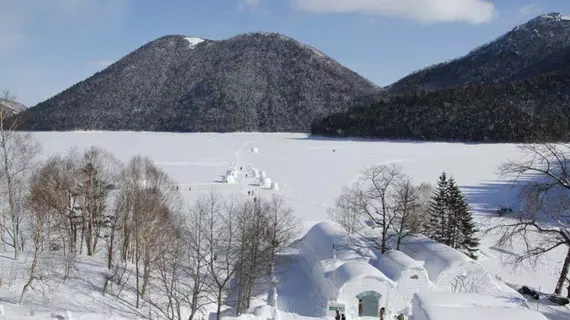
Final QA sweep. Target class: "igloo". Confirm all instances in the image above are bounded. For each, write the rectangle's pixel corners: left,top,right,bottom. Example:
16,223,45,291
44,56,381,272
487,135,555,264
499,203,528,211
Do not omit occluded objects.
224,175,236,184
260,177,272,188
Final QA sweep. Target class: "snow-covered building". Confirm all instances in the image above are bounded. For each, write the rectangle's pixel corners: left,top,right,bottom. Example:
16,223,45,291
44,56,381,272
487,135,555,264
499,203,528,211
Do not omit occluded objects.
297,221,396,318
398,235,500,294
327,262,397,319
411,292,542,320
376,250,432,314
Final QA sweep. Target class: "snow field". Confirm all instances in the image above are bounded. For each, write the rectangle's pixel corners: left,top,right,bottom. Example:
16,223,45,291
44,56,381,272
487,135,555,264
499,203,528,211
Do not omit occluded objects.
17,132,569,320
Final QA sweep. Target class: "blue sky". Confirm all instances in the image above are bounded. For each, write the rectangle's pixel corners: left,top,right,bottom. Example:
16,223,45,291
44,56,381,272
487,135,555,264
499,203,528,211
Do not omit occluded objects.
1,0,570,107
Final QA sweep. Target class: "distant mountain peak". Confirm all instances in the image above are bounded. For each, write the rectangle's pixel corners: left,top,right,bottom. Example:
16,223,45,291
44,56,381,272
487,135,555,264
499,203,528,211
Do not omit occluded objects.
18,32,378,132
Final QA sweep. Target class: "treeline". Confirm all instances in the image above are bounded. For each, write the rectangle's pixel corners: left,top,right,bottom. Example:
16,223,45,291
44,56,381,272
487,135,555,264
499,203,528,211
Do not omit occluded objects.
0,123,299,319
312,67,570,143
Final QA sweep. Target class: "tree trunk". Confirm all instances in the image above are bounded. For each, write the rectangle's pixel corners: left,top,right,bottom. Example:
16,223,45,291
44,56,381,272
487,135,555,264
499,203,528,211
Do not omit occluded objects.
555,245,570,295
216,289,223,320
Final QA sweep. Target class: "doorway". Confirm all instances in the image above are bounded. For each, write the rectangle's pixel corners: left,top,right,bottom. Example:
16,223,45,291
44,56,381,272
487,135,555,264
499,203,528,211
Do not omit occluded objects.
357,291,381,317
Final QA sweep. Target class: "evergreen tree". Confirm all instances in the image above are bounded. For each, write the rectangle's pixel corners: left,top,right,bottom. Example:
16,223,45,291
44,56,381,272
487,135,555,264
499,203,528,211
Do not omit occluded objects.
457,191,480,259
425,172,448,243
445,177,462,248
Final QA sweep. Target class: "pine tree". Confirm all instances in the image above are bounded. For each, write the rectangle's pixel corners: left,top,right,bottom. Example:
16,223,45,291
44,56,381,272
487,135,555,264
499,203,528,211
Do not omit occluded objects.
425,172,448,243
457,191,479,259
445,177,462,248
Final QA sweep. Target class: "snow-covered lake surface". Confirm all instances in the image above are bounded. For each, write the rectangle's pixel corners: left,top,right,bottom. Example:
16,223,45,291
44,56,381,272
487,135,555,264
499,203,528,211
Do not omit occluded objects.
1,132,568,320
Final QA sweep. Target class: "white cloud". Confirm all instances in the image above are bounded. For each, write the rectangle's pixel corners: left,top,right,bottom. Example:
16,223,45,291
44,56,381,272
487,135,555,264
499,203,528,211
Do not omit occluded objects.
519,4,542,16
293,0,497,24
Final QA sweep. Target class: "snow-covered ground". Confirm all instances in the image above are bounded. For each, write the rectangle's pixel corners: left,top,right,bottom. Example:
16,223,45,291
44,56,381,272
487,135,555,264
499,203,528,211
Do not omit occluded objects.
1,132,569,320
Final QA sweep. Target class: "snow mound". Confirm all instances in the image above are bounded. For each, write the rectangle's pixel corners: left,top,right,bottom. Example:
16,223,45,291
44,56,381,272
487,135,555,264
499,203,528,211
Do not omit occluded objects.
260,177,272,188
398,235,500,294
299,220,376,262
224,175,237,184
412,292,541,320
185,37,205,48
376,250,432,314
327,261,397,319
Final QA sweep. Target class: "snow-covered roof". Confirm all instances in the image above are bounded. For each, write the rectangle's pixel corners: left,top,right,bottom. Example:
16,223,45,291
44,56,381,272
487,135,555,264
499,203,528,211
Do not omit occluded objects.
398,235,475,281
327,261,396,293
376,250,426,282
300,220,375,262
414,292,545,320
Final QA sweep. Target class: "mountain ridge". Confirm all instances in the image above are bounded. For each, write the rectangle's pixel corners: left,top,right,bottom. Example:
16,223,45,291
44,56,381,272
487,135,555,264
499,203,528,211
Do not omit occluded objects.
16,32,379,132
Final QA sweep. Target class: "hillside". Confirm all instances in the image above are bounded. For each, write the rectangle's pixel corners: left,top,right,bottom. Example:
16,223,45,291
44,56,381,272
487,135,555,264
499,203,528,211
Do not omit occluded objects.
389,12,570,94
14,33,378,132
312,66,570,142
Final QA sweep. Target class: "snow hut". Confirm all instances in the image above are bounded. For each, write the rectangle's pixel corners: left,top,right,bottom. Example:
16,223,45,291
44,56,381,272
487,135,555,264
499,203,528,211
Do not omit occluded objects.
298,222,398,317
376,250,432,314
411,292,542,320
327,262,397,320
299,220,376,263
224,175,236,184
398,235,498,294
260,177,272,188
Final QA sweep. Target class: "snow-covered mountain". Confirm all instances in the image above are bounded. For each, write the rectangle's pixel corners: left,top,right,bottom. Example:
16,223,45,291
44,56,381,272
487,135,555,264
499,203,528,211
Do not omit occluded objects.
15,33,379,132
389,12,570,93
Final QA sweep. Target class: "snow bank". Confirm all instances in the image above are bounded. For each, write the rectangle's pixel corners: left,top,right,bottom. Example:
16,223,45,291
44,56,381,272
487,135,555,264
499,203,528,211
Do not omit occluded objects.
327,261,397,319
412,292,543,320
376,250,432,314
398,235,499,294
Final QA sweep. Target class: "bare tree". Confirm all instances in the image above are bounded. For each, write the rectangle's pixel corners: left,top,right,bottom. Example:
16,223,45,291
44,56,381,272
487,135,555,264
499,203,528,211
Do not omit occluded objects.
336,165,402,253
20,162,54,303
0,90,40,259
264,195,300,310
328,187,365,235
201,192,240,320
392,177,423,250
494,144,570,296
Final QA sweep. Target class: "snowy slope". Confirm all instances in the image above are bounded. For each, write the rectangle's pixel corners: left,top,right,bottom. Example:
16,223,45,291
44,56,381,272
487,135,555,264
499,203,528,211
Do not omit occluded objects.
4,132,567,320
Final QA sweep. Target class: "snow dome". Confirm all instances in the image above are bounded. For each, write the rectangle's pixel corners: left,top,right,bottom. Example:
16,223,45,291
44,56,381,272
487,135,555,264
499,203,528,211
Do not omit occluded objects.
398,235,499,294
327,261,397,319
260,177,272,188
224,175,236,184
376,250,432,313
